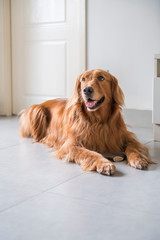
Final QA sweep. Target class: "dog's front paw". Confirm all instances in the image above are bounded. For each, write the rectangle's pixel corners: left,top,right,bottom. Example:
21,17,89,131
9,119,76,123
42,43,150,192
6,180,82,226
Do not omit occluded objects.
128,153,148,170
97,160,116,175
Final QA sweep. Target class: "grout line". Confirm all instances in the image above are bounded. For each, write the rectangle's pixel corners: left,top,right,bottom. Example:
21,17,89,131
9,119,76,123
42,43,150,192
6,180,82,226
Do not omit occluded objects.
0,138,34,151
45,191,110,207
0,172,86,214
0,142,25,150
144,140,154,145
45,190,160,219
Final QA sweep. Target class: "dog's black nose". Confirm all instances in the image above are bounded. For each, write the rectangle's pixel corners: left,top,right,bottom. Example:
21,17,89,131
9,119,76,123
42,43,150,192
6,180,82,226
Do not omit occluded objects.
83,87,94,96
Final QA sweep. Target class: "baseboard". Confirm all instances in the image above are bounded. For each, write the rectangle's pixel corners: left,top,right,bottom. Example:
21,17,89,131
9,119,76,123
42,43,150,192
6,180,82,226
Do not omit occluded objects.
122,109,152,128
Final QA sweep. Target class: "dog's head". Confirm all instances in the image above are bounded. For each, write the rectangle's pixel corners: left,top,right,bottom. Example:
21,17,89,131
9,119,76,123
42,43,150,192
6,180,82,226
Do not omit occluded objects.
71,69,124,111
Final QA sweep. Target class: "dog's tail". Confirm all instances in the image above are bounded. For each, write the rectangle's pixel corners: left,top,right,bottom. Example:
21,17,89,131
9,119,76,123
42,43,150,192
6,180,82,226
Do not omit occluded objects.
19,105,50,142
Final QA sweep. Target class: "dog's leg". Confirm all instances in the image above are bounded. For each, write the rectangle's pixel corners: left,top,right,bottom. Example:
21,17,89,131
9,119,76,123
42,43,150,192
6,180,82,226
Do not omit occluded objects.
125,132,154,170
57,144,116,175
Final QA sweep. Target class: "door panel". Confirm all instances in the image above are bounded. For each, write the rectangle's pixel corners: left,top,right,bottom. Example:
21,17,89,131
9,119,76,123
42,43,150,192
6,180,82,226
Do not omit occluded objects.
24,41,66,97
24,0,66,24
11,0,86,114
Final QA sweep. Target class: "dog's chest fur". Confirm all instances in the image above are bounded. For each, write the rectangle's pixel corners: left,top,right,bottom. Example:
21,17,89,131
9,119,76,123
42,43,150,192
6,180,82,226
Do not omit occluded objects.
77,122,123,153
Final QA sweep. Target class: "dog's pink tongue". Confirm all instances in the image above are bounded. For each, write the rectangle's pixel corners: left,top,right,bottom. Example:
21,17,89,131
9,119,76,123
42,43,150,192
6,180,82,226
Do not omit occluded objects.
85,100,97,108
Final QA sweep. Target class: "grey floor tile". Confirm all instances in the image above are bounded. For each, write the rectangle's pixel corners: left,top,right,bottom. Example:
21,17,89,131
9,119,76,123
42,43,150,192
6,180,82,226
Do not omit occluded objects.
123,109,153,143
123,109,152,128
0,117,23,149
49,141,160,218
0,142,83,211
127,126,153,144
147,141,160,163
0,192,160,240
0,115,159,240
49,165,160,216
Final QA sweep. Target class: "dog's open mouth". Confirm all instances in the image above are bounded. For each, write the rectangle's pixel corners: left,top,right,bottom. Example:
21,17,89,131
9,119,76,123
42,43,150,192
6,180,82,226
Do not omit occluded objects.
85,96,105,110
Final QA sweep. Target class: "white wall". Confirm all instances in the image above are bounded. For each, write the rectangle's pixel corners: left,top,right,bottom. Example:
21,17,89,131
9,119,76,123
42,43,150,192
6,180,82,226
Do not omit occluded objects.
87,0,160,110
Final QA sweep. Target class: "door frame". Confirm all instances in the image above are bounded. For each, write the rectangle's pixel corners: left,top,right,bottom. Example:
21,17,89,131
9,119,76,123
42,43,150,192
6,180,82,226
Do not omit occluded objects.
0,0,12,116
0,0,86,116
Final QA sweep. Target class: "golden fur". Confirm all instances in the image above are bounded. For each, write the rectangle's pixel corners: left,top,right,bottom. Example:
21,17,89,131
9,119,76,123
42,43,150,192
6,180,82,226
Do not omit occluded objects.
20,69,153,175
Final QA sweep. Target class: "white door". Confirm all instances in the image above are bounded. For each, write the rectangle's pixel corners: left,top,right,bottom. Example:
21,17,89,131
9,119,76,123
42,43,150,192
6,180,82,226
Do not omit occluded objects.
11,0,86,114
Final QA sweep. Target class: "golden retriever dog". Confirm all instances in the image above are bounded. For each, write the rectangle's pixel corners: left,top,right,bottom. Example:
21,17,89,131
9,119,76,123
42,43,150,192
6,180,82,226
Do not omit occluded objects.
19,69,153,175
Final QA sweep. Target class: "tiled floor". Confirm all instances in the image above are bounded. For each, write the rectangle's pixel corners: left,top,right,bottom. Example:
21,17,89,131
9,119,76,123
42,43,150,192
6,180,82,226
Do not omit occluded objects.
0,111,160,240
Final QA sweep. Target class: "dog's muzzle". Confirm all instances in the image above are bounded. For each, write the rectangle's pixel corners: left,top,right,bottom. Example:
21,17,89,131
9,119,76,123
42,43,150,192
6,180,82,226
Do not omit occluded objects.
83,87,94,97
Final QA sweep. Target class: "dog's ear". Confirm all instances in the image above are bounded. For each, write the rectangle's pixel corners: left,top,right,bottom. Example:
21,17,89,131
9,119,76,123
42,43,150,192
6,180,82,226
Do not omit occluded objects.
111,75,124,106
73,73,82,102
67,74,82,108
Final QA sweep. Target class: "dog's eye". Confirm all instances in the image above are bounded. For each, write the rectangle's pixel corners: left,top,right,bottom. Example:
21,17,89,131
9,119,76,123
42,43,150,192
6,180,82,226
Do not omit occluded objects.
98,76,104,81
82,77,85,82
